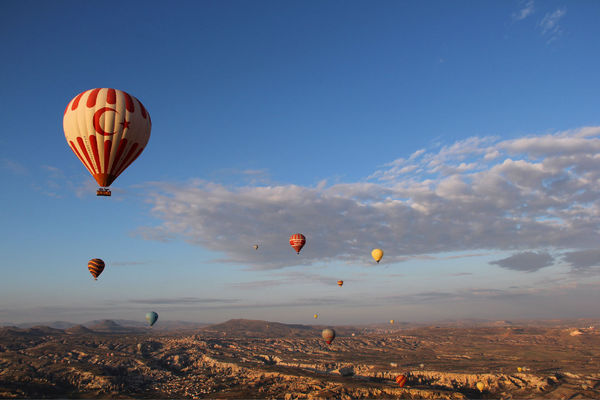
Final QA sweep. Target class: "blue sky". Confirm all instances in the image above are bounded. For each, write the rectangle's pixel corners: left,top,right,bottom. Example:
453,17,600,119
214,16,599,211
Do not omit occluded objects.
1,0,600,325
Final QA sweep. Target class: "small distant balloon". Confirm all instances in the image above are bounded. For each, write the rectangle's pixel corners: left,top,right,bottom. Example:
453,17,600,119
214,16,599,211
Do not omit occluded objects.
88,258,105,280
253,244,259,250
395,375,407,387
419,363,424,369
322,328,336,344
145,311,158,327
371,248,384,263
517,367,522,372
289,233,306,254
337,280,344,287
476,382,484,392
314,314,318,319
390,319,395,325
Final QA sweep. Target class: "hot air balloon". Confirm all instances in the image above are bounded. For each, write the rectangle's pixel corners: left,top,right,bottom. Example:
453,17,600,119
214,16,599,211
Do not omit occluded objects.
372,248,383,263
419,363,424,369
390,319,395,325
314,314,318,319
322,328,335,344
395,375,406,387
289,233,306,254
88,258,105,280
517,367,522,372
63,88,151,196
145,311,158,327
476,382,484,392
337,280,344,287
253,244,259,250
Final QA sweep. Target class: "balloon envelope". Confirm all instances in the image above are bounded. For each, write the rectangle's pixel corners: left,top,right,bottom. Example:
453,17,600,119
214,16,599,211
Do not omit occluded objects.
322,328,335,344
395,375,406,387
289,233,306,254
253,245,259,250
476,382,484,392
337,280,344,287
63,88,151,189
145,311,158,326
390,319,395,324
88,258,105,280
314,314,318,319
371,248,384,263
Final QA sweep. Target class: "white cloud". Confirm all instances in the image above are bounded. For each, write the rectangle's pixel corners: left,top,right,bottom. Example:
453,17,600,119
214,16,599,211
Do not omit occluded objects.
138,126,600,270
538,8,566,43
513,0,535,21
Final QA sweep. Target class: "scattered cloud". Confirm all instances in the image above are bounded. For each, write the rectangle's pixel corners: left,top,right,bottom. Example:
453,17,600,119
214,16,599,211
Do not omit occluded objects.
111,261,149,267
538,8,566,43
513,0,535,21
2,159,28,175
138,126,600,271
562,249,600,270
489,252,555,272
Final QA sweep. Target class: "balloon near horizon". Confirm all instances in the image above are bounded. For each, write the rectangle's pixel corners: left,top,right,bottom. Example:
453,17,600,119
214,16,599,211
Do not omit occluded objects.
87,259,105,281
63,88,151,196
321,328,335,344
145,311,158,327
395,375,406,387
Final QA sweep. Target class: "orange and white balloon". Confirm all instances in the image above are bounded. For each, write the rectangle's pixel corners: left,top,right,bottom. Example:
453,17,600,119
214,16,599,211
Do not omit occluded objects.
63,88,151,190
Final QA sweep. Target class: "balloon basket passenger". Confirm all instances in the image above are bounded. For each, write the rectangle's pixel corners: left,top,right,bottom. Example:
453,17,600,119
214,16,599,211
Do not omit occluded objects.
97,188,111,196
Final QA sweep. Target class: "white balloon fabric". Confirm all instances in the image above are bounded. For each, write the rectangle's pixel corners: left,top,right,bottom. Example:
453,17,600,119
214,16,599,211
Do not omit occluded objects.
63,88,151,188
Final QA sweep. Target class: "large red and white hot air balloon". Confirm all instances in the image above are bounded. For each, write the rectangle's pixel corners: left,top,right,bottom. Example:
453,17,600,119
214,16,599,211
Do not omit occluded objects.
63,88,151,196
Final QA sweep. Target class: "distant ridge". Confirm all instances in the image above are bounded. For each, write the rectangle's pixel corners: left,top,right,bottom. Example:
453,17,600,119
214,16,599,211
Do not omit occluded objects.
203,319,320,337
86,320,143,333
65,324,94,335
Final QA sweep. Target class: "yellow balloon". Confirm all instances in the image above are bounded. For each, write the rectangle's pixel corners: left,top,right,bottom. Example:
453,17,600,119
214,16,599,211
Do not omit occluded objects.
517,367,522,372
314,314,318,319
371,248,383,263
476,382,484,392
390,319,395,324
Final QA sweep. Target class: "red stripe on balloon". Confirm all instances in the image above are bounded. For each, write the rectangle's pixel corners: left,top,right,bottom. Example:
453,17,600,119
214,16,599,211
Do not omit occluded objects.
106,88,116,104
137,98,147,119
118,147,144,177
71,92,85,111
89,136,102,173
103,140,112,174
87,88,101,108
124,93,135,112
109,139,128,175
76,137,97,174
114,143,139,177
69,141,94,175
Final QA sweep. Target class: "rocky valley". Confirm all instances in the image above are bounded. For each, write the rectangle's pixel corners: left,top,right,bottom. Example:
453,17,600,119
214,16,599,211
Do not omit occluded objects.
1,319,599,399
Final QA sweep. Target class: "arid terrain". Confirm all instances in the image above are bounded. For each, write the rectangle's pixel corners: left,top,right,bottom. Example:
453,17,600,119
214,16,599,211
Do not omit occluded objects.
1,319,599,399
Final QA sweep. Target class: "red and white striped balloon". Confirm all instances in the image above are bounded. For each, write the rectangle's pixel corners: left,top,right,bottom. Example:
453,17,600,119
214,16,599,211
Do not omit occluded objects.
289,233,306,254
63,88,151,188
